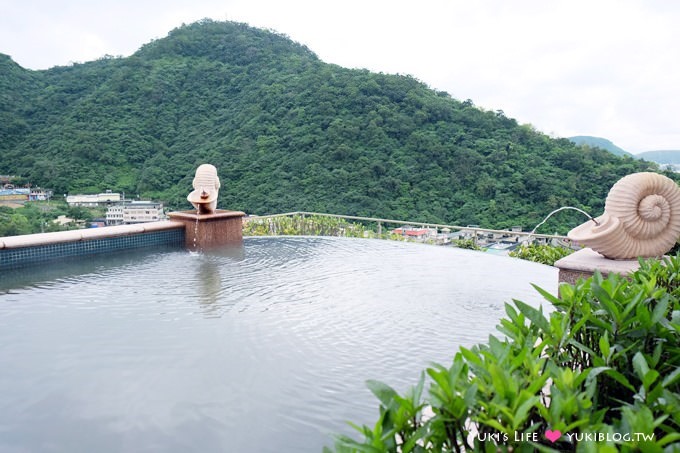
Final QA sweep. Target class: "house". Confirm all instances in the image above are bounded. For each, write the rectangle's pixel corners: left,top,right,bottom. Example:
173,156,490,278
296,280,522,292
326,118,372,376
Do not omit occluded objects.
29,188,53,201
391,225,438,241
53,215,76,226
441,230,466,243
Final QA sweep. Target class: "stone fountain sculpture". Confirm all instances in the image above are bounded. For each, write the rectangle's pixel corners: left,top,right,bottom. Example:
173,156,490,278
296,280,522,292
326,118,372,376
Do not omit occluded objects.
168,164,245,249
568,172,680,259
187,164,221,214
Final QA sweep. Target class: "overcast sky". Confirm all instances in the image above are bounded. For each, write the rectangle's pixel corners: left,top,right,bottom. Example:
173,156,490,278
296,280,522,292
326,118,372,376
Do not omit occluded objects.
1,0,678,153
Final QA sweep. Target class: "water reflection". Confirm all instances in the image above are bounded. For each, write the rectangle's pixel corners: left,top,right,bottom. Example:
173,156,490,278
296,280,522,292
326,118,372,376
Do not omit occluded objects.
194,243,245,317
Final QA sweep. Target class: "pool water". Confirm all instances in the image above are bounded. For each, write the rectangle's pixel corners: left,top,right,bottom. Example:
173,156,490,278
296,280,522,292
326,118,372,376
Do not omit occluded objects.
0,237,557,452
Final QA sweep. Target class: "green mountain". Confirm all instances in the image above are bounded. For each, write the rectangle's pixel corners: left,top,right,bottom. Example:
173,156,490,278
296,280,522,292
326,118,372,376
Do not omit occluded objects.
0,19,661,231
636,150,680,165
568,136,632,157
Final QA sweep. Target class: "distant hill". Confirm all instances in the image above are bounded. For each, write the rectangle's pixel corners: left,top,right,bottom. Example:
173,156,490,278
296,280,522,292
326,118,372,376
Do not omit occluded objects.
568,136,632,157
635,150,680,164
567,137,680,166
0,19,663,232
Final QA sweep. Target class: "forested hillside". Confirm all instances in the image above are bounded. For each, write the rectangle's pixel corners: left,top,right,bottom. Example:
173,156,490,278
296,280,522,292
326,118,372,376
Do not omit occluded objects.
0,20,661,231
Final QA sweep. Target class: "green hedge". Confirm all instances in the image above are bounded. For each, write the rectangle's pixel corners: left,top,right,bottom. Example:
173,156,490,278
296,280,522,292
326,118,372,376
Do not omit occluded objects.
509,243,574,266
243,214,366,237
327,256,680,452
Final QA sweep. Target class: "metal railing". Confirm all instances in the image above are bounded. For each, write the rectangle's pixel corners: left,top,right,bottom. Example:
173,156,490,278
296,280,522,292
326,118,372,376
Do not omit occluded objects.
244,211,571,246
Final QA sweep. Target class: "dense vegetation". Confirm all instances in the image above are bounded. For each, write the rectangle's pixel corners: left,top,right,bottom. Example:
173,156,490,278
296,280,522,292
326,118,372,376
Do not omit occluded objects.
0,19,664,232
0,202,96,236
329,258,680,452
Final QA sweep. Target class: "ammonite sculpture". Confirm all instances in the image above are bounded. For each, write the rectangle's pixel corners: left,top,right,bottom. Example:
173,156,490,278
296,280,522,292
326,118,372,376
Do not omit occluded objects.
187,164,221,214
568,172,680,259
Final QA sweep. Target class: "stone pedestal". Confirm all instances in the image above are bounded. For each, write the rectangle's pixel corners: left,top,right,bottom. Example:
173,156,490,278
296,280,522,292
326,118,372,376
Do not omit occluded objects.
168,210,245,250
554,248,641,285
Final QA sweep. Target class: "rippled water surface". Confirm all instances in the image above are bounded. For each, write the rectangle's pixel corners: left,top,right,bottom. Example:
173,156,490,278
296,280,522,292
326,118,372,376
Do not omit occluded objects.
0,237,557,452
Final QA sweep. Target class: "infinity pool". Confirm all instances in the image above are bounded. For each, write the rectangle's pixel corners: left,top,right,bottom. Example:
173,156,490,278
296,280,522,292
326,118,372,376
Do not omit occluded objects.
0,237,557,452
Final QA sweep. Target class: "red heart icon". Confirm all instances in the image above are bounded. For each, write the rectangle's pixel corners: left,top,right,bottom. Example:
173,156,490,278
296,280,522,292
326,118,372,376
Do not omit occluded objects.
545,430,562,443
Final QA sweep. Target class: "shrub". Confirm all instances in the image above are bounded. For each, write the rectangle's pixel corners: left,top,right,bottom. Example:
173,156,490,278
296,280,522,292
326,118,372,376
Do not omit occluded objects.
509,243,574,266
453,238,483,251
243,214,365,237
327,256,680,452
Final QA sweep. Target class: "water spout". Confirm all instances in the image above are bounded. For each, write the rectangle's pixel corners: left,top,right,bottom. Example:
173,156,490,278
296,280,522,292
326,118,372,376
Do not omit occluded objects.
526,206,597,244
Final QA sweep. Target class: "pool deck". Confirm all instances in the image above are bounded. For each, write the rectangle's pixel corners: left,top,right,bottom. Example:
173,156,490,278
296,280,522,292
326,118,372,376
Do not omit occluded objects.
0,221,186,270
0,220,183,249
554,248,641,284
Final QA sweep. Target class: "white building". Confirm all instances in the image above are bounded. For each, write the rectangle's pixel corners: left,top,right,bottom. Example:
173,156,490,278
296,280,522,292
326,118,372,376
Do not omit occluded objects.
106,204,125,225
106,201,165,225
67,191,121,207
29,188,53,201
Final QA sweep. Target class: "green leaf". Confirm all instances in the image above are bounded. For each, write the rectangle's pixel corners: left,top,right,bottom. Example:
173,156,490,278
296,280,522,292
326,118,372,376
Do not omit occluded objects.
601,368,636,392
412,371,425,406
366,380,397,407
513,395,539,427
514,299,550,333
460,346,484,368
532,283,562,305
591,283,621,323
526,371,550,395
658,432,680,447
477,418,509,434
651,296,669,324
632,352,650,382
662,366,680,388
400,424,429,453
599,331,610,360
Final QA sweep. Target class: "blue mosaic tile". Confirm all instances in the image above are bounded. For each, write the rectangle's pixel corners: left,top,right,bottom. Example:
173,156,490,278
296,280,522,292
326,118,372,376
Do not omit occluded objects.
0,229,185,271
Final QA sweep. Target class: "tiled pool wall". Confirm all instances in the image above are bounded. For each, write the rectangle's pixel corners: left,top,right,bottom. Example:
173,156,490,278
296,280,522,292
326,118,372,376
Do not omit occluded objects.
0,222,185,271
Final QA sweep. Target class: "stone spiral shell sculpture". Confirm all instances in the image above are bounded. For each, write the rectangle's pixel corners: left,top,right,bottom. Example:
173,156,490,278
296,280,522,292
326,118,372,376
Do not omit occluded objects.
568,172,680,259
187,164,221,214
